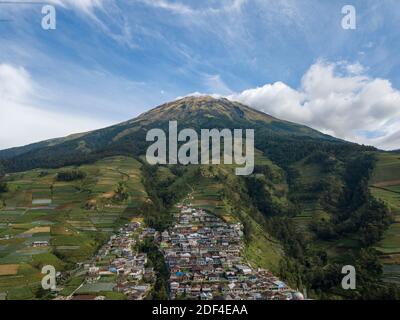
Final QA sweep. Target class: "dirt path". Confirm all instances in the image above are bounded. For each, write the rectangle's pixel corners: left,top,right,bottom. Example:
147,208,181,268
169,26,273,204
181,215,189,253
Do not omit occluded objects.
372,180,400,187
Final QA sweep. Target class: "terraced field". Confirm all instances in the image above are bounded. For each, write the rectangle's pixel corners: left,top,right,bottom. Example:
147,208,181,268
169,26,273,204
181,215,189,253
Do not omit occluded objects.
370,152,400,282
290,160,330,234
0,156,148,299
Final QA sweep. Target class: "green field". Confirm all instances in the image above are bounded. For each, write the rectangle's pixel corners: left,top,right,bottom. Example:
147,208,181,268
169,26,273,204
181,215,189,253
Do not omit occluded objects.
371,153,400,185
369,153,400,282
0,156,148,299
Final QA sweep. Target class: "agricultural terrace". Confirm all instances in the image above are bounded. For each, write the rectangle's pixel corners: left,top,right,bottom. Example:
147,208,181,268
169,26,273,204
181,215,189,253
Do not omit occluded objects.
0,156,148,299
370,153,400,283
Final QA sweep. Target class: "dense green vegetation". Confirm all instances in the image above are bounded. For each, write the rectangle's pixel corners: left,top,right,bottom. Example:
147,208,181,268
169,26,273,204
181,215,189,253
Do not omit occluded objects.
56,170,86,182
271,153,398,299
114,182,129,202
0,182,7,194
140,162,200,231
139,238,169,300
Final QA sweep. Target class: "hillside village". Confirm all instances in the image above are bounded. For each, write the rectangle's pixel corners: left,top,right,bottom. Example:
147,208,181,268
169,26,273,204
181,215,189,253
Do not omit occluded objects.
56,197,305,300
159,199,304,300
57,222,156,300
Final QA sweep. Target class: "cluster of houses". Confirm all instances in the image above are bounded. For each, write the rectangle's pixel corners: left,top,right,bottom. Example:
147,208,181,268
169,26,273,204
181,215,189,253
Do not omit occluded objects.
160,203,304,300
82,221,155,300
55,197,306,301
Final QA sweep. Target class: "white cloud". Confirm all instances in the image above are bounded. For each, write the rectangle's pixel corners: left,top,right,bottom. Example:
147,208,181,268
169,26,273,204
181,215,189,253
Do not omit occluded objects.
174,73,233,100
204,74,234,96
225,0,247,12
345,62,366,75
0,64,110,150
0,64,33,103
49,0,104,14
136,0,247,15
175,92,222,100
137,0,194,15
11,0,104,15
54,1,138,49
228,61,400,150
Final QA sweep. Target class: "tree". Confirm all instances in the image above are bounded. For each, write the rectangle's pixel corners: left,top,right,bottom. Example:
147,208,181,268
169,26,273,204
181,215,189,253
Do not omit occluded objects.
56,170,86,181
0,182,7,193
114,182,129,202
152,279,169,300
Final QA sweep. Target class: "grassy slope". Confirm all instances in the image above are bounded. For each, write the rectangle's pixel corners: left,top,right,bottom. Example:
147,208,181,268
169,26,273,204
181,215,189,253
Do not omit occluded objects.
291,161,324,233
0,156,148,299
370,153,400,254
369,153,400,282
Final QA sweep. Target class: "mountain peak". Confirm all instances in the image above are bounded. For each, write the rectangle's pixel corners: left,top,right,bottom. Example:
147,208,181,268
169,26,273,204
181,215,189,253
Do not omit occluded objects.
176,95,223,103
134,95,275,125
161,94,230,109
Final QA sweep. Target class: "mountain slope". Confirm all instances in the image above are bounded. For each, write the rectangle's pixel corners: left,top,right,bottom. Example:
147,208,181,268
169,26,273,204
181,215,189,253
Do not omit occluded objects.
0,132,90,160
0,96,345,173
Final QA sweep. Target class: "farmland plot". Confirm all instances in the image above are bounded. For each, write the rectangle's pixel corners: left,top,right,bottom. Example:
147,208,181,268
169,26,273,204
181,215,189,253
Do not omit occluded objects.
0,156,149,298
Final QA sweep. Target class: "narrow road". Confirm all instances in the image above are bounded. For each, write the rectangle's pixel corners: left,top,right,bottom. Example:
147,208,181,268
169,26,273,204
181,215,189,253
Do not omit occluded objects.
67,280,85,300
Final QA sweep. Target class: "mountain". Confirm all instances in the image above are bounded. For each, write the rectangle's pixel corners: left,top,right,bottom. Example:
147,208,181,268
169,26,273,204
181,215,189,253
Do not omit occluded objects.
0,95,397,300
0,96,352,173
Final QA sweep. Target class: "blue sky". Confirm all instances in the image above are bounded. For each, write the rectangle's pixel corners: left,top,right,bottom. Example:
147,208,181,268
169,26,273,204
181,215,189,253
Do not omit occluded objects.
1,0,400,149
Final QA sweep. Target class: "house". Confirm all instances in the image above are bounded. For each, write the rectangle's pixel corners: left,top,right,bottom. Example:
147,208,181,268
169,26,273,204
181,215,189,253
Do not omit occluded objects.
170,282,180,290
191,285,201,295
208,274,220,282
129,267,143,281
161,231,170,241
235,265,252,275
144,268,155,281
200,292,213,300
71,295,105,301
32,241,49,247
271,280,286,291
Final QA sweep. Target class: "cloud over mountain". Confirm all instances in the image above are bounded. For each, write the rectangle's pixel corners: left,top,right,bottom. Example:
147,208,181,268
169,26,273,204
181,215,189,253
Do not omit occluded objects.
228,61,400,150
